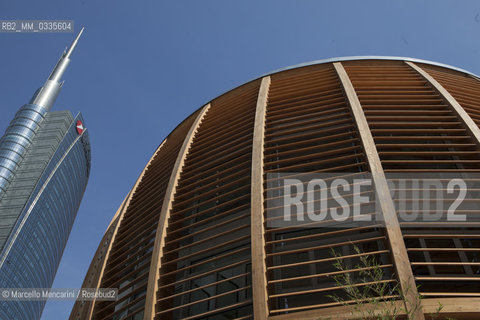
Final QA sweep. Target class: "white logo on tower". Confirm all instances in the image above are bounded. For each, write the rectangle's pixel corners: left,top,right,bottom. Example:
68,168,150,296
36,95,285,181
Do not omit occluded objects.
76,120,84,135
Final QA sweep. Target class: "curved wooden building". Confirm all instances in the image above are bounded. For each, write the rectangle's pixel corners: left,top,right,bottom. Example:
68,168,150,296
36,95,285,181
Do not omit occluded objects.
70,57,480,320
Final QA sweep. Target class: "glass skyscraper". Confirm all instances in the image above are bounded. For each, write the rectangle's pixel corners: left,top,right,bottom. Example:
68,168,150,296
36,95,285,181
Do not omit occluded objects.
0,29,91,319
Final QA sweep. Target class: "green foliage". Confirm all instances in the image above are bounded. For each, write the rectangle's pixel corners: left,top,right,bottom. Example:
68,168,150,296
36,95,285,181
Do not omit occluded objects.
322,245,445,320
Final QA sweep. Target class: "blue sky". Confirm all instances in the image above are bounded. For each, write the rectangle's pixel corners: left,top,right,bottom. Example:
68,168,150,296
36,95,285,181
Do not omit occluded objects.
0,0,479,319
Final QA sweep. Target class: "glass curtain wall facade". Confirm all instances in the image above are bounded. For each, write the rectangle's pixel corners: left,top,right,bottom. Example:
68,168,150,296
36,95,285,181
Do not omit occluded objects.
0,29,90,320
0,112,91,319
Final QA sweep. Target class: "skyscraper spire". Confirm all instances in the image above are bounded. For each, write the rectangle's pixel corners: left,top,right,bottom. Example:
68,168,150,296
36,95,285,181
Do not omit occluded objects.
0,25,90,319
30,27,84,111
0,27,85,198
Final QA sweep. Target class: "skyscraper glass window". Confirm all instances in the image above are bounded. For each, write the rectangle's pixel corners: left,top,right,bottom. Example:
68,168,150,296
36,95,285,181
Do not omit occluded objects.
0,29,91,320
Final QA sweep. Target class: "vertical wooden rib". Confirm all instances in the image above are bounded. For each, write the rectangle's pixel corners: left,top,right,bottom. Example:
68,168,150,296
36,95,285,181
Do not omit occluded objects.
251,76,270,320
144,104,210,320
333,62,424,320
91,111,200,320
77,138,168,320
343,60,480,300
423,68,480,128
69,192,129,320
155,81,259,319
405,61,480,146
263,64,389,315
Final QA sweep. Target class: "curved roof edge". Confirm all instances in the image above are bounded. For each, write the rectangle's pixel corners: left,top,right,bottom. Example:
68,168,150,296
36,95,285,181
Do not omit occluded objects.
159,55,480,149
260,56,480,79
204,56,479,110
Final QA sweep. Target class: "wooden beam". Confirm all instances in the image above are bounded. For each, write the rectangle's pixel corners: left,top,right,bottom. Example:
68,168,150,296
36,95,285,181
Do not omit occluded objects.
73,138,168,320
143,104,210,320
333,62,424,320
251,76,271,320
69,193,127,320
405,61,480,147
268,297,480,320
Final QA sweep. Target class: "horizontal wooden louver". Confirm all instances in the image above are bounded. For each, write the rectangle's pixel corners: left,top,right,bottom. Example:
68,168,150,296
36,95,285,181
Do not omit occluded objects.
343,61,480,172
91,112,200,320
420,64,480,129
264,65,396,315
154,80,260,320
343,60,480,299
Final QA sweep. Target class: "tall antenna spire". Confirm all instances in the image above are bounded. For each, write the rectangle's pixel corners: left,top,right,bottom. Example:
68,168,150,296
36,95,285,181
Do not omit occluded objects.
30,27,84,111
65,26,84,59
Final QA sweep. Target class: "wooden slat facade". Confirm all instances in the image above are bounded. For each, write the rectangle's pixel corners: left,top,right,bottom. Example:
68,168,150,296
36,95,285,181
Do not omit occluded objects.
263,64,397,316
71,58,480,320
87,111,201,320
343,60,480,303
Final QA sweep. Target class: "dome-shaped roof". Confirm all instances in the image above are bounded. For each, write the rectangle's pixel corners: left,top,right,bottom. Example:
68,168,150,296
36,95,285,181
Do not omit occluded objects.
74,58,480,320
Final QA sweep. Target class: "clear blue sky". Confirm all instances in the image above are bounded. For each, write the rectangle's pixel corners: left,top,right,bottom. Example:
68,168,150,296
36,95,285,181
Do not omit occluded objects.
0,1,479,319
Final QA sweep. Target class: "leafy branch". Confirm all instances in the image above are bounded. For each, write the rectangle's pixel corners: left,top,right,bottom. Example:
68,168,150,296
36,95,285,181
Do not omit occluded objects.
324,245,445,320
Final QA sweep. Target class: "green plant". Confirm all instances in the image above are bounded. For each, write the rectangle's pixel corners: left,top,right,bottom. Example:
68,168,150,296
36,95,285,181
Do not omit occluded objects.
325,245,445,320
